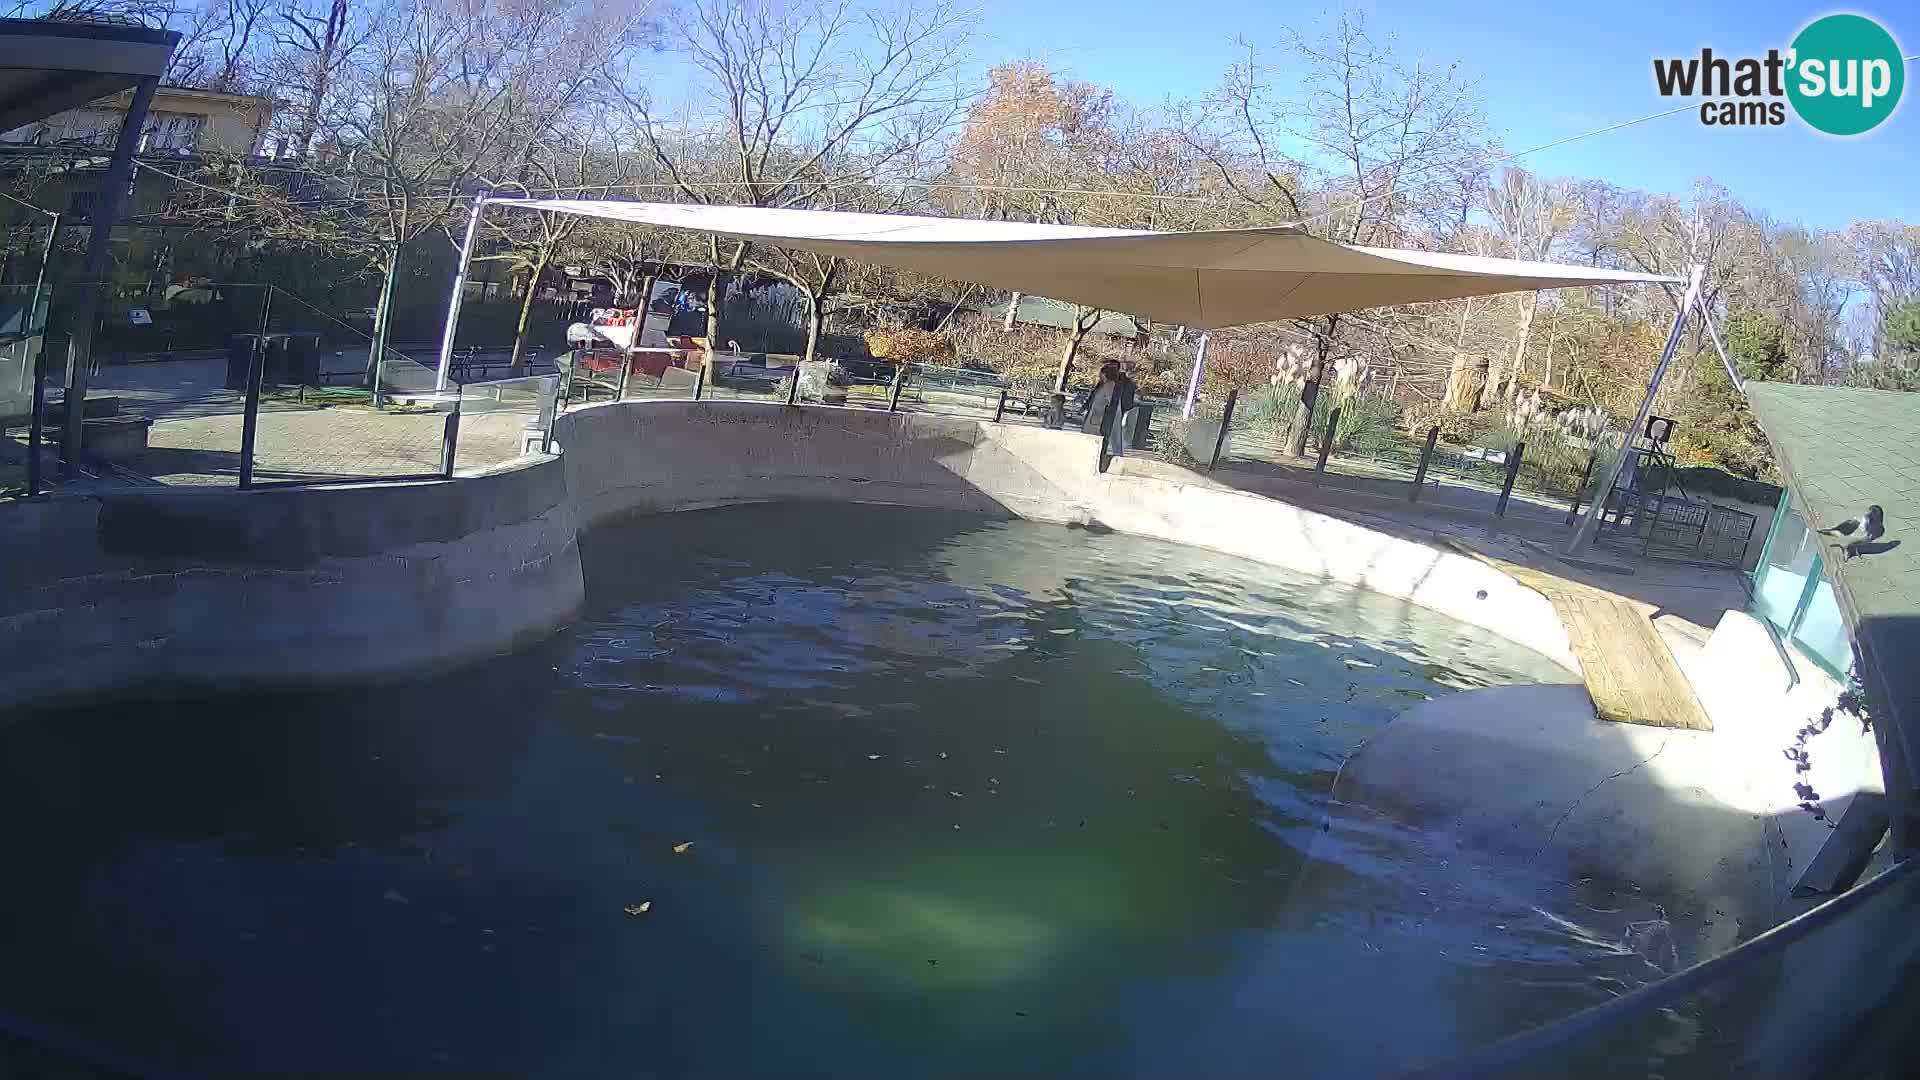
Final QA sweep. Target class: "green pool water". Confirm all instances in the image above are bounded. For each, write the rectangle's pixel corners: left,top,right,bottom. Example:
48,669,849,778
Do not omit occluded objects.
2,503,1688,1076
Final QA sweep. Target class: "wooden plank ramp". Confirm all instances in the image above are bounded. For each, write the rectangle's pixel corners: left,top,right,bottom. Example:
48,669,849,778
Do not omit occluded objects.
1444,540,1713,731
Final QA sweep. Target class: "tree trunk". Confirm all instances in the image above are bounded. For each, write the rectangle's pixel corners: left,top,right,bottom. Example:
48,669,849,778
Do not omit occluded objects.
1496,293,1539,403
1288,348,1330,457
1443,351,1479,411
1468,353,1494,411
1002,291,1021,332
1054,324,1089,393
363,248,399,391
803,293,825,365
703,242,748,378
508,249,551,373
634,268,659,337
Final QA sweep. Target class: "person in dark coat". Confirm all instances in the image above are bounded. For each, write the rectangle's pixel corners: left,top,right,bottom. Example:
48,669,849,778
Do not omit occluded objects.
1099,360,1138,456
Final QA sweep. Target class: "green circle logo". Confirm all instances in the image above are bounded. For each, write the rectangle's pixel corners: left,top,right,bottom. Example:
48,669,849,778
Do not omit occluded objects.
1787,14,1905,135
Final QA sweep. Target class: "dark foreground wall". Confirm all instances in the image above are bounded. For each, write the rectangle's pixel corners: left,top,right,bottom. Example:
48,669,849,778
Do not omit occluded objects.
0,458,584,711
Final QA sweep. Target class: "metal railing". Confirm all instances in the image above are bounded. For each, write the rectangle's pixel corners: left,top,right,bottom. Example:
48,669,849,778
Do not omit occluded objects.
1409,855,1919,1078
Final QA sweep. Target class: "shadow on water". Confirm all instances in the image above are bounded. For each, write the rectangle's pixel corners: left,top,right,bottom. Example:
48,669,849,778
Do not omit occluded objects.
5,501,1829,1078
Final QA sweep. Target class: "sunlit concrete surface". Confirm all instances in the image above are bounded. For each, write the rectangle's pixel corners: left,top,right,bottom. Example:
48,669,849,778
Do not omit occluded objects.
1329,609,1882,966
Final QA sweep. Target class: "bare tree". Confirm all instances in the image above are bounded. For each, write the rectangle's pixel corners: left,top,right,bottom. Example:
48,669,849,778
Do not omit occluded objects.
163,0,275,89
1484,168,1573,403
271,0,364,158
476,134,639,370
606,0,976,372
1184,13,1486,454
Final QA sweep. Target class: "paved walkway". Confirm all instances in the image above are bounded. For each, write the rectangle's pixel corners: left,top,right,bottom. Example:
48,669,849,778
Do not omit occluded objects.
131,408,530,485
52,356,537,487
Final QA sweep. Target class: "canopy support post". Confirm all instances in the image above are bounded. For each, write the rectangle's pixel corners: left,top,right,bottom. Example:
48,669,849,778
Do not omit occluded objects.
1566,263,1705,558
1181,333,1210,420
1693,291,1742,392
436,192,489,393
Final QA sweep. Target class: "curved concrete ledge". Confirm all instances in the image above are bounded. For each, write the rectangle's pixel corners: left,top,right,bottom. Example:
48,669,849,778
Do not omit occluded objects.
1325,681,1847,961
554,400,1578,674
5,398,1576,710
1,455,585,711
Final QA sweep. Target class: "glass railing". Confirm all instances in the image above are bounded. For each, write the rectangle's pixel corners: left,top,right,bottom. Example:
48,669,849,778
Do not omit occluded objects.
450,373,561,475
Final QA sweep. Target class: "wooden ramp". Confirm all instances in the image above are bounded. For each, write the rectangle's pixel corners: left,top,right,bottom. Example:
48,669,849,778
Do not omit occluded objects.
1445,540,1713,731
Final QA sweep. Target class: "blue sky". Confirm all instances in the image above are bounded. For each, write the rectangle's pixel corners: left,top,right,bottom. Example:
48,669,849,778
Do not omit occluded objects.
971,0,1916,230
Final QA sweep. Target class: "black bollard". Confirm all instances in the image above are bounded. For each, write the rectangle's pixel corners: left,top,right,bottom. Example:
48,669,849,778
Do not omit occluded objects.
1566,452,1596,525
1410,425,1440,502
1208,387,1239,472
1313,407,1340,485
1496,441,1525,516
237,338,266,489
440,402,462,478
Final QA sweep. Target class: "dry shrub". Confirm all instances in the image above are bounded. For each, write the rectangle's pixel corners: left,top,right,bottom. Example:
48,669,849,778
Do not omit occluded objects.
865,326,955,363
1400,400,1485,444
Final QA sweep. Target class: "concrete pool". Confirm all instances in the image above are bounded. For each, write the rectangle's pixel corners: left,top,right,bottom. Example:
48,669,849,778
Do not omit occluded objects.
4,503,1734,1076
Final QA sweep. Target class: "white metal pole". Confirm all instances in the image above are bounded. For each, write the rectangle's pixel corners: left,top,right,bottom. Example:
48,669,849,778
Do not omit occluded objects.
435,193,489,392
1566,263,1705,556
1181,333,1210,420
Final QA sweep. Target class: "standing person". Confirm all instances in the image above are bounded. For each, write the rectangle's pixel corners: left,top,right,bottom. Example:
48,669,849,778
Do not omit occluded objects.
1104,361,1138,457
1081,364,1116,437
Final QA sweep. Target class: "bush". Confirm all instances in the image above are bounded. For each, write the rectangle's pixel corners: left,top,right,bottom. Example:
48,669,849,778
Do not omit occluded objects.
1400,400,1487,444
866,326,955,363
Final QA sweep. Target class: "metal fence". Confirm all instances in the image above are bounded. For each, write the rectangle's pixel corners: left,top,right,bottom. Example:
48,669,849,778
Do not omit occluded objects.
559,350,1062,426
1,278,581,498
1138,385,1762,567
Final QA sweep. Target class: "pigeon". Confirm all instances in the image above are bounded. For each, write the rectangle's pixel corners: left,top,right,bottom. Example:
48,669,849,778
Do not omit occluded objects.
1818,505,1884,542
1818,505,1886,558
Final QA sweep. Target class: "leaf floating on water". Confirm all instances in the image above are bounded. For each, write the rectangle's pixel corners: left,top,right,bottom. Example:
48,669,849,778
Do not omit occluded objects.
624,901,652,916
672,842,694,855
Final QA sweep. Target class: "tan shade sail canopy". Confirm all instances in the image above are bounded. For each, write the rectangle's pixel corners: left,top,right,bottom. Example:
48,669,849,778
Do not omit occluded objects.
498,199,1680,330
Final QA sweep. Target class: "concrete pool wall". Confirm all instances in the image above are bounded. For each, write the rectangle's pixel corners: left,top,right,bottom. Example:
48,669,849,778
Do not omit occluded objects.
3,398,1574,710
0,457,584,711
555,400,1580,675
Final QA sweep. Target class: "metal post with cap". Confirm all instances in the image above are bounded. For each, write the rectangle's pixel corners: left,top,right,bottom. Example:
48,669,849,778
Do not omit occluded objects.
435,189,491,393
